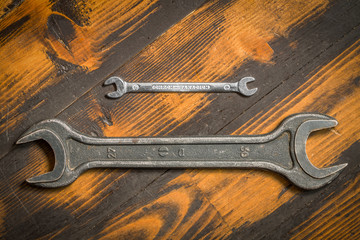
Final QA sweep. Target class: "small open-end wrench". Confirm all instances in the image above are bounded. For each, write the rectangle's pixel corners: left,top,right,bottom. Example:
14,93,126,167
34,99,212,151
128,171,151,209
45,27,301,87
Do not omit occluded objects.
17,113,347,189
104,76,258,98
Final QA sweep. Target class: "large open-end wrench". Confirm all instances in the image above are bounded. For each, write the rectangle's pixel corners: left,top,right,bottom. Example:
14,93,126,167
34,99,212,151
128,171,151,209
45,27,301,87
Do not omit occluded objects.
104,76,257,98
17,113,347,189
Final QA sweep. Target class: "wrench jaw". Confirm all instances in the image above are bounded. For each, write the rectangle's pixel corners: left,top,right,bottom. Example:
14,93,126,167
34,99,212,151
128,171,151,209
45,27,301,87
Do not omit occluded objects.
104,76,127,99
17,120,81,188
276,113,347,189
27,168,83,188
294,117,347,179
238,77,258,96
283,167,342,190
248,162,341,190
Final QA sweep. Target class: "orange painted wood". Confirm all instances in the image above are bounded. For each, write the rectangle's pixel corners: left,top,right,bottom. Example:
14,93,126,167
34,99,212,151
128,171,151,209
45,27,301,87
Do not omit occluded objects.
0,0,359,239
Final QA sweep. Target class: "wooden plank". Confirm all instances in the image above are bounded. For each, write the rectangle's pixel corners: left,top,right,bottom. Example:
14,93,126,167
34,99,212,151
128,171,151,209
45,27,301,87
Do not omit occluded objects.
1,0,359,238
0,0,206,157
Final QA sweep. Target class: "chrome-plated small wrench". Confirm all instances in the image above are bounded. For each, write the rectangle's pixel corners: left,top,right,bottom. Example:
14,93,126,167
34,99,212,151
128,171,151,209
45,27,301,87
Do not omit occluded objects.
17,113,346,189
104,76,257,98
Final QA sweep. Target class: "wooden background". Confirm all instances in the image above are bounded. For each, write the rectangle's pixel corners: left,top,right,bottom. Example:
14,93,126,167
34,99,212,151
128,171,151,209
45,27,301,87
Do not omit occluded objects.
0,0,359,239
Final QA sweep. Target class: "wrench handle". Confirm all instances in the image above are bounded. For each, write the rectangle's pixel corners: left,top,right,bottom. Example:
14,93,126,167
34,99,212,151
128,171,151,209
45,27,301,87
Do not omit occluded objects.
68,133,292,171
126,82,239,93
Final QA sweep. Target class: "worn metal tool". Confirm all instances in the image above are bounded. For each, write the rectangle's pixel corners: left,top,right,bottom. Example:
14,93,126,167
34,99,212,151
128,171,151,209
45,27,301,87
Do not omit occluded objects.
17,113,346,189
104,76,258,98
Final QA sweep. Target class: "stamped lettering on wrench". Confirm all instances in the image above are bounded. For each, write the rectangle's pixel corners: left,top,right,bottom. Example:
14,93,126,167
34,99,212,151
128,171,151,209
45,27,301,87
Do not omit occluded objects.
240,146,250,158
107,148,116,159
158,146,169,157
178,148,185,157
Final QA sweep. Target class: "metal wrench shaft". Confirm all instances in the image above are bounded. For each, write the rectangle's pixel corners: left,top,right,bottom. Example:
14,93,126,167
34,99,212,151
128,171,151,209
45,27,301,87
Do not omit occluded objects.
104,76,258,98
68,133,291,170
17,113,347,189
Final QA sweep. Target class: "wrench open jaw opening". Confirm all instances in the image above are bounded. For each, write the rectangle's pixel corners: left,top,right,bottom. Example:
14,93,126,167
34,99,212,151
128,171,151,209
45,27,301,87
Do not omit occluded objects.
17,113,347,189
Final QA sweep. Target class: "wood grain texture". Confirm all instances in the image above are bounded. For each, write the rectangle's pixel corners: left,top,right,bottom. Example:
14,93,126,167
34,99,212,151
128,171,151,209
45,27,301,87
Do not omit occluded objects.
0,0,206,157
0,0,359,239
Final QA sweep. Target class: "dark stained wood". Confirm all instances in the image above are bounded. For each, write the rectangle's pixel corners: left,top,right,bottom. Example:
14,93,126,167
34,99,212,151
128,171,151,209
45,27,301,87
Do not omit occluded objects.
1,0,359,239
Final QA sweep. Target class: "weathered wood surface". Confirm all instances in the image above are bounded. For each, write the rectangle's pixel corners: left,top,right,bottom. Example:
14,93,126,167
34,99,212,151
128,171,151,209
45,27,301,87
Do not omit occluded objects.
0,0,359,239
